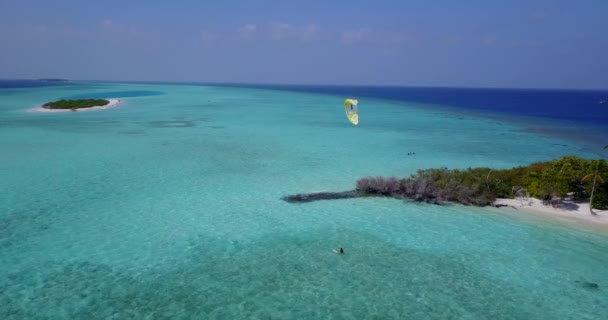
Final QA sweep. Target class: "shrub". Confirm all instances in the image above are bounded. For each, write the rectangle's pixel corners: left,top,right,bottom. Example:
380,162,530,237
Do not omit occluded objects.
355,156,608,207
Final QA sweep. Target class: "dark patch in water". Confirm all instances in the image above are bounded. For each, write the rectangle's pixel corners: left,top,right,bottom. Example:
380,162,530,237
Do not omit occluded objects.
282,191,363,203
62,90,164,99
576,280,600,290
147,121,196,128
184,104,214,109
1,117,129,134
119,130,146,135
0,207,54,250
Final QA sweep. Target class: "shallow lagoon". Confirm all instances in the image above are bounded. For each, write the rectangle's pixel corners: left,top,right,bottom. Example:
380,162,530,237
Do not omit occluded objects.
1,82,607,319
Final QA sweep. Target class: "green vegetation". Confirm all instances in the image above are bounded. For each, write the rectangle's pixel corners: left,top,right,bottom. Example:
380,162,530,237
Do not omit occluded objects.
582,162,606,215
43,99,110,110
357,156,608,210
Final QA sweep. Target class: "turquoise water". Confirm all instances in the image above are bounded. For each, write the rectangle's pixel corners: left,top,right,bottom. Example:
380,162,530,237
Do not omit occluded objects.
1,82,607,319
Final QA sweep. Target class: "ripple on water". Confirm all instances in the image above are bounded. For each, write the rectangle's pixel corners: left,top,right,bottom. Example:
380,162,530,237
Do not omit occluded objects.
147,121,197,128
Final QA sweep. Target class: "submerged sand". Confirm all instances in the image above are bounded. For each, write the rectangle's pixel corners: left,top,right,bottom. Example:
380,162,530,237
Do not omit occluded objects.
28,99,121,112
494,197,608,228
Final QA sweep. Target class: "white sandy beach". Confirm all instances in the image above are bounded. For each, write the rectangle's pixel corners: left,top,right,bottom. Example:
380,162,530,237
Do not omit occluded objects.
28,98,121,112
494,197,608,227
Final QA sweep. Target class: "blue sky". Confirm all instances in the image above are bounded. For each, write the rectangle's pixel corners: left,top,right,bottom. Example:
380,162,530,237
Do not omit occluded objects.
1,0,607,89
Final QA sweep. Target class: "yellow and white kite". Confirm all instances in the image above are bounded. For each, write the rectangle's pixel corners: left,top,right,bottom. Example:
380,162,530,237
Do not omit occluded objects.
344,98,359,125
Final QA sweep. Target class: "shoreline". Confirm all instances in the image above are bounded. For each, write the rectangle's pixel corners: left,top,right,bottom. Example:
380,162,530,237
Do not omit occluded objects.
28,98,122,112
493,198,608,229
282,189,608,231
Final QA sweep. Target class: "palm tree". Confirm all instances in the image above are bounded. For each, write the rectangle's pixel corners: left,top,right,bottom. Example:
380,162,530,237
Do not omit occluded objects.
582,161,605,215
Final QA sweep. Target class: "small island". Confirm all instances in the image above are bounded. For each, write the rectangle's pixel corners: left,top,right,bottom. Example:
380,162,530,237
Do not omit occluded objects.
38,78,69,82
29,98,121,112
43,99,110,110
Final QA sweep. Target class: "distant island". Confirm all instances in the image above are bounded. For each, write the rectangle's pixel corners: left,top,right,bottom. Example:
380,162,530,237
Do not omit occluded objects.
28,98,121,113
38,78,69,82
43,99,110,111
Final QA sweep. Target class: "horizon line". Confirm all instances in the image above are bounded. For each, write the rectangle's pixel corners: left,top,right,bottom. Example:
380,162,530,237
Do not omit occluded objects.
1,78,608,92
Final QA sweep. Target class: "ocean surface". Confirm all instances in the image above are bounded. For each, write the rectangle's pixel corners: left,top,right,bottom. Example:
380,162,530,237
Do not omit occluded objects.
1,80,608,319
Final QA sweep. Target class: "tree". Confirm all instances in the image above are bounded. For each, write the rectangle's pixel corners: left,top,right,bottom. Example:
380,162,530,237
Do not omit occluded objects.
582,161,605,215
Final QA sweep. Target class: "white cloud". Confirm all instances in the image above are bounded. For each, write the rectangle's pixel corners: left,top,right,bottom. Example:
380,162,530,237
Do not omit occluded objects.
200,31,217,42
238,24,257,40
102,19,113,28
341,28,371,45
33,25,48,33
270,23,291,40
530,12,549,22
300,24,320,41
445,35,464,46
269,23,320,41
481,35,497,46
100,19,139,36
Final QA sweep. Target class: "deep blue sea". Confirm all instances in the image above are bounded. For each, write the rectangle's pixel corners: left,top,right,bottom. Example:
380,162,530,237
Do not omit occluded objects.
1,79,608,319
235,84,608,124
0,79,74,88
222,83,608,154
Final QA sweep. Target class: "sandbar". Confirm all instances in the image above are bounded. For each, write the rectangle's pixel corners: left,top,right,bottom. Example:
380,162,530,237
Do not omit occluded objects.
494,197,608,229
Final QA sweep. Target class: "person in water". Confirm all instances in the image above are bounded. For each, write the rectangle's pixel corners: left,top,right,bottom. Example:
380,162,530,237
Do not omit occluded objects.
338,247,344,254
